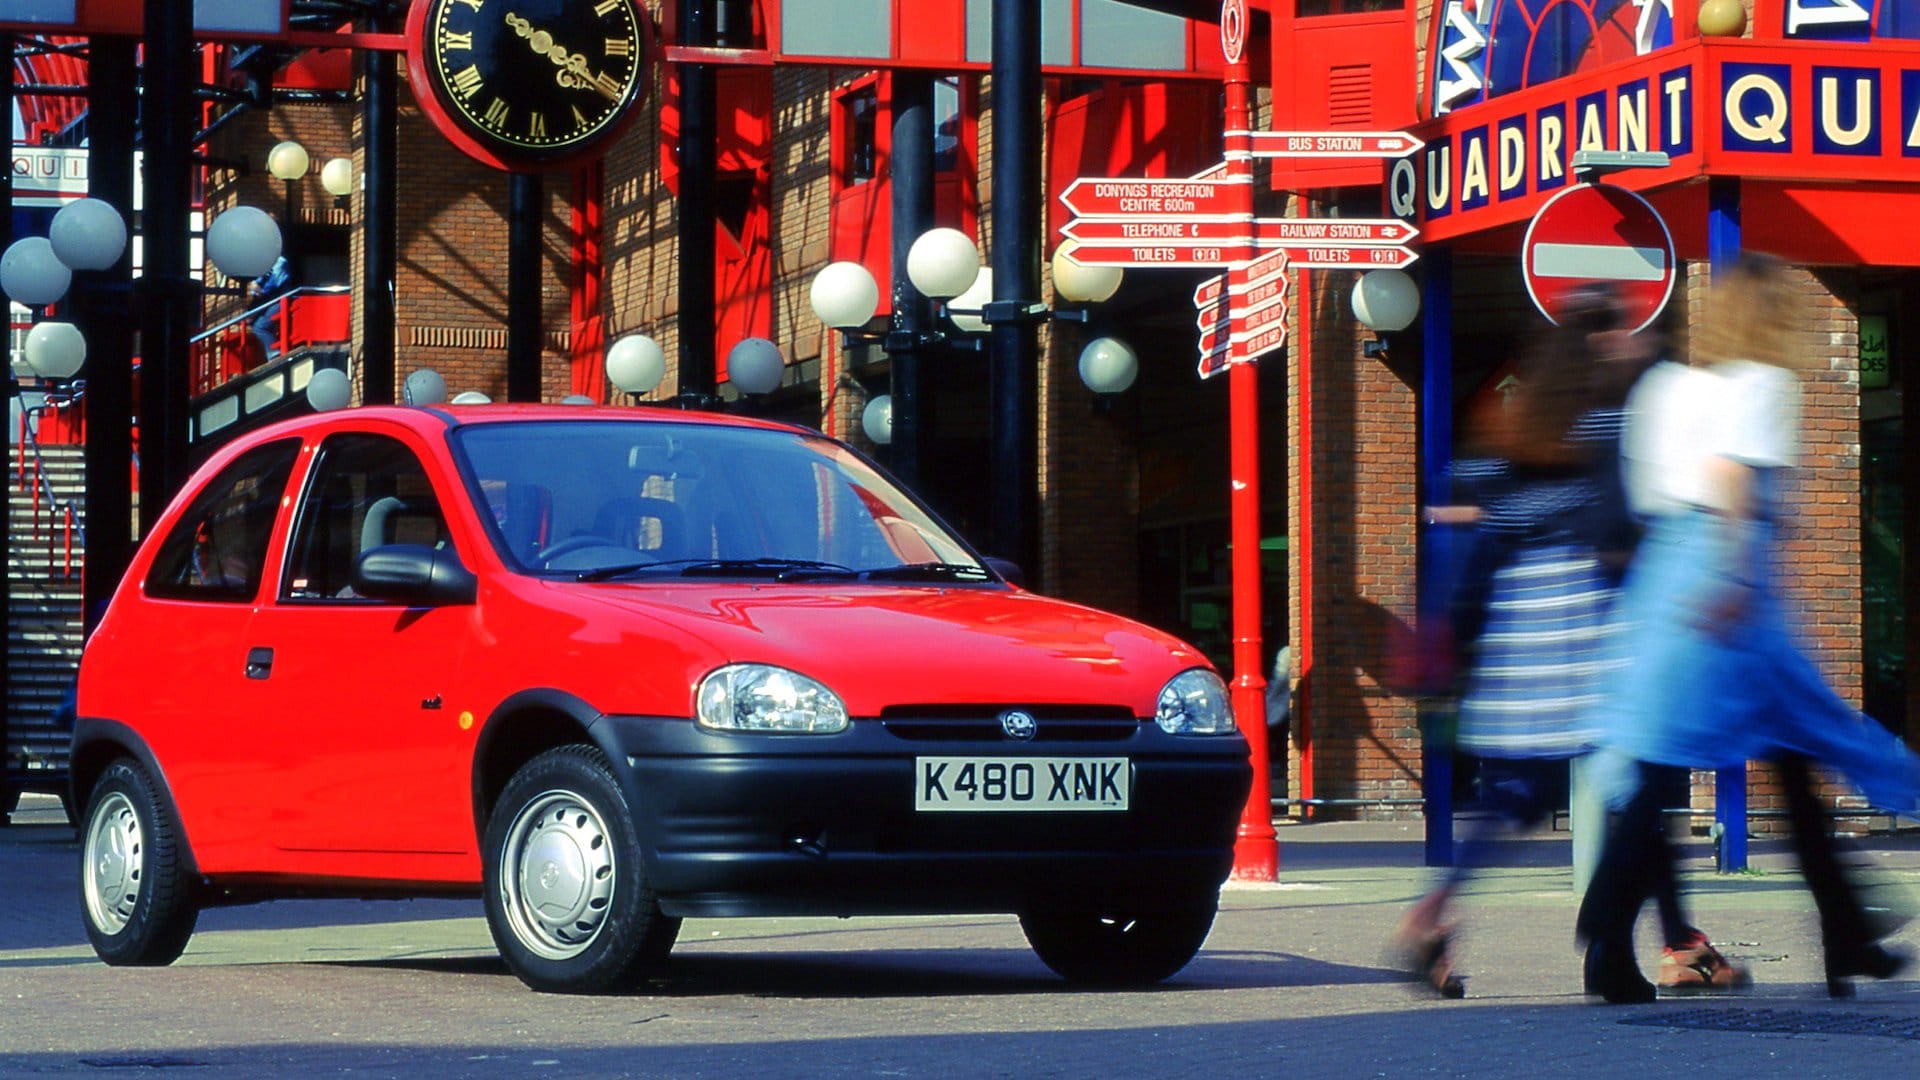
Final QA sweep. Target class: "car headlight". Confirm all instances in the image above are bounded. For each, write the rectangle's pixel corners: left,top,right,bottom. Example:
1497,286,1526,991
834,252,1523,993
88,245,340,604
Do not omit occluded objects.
1155,668,1236,735
696,664,849,734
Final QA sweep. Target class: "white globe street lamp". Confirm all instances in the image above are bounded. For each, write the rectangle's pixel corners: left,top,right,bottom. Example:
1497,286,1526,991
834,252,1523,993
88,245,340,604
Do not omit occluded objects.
861,394,892,444
206,206,284,280
1351,268,1420,331
905,227,981,299
606,333,667,396
321,157,355,198
23,321,87,379
266,140,310,182
403,367,448,406
808,261,881,329
1,237,74,307
49,198,130,271
305,367,351,411
451,391,493,405
1351,268,1422,358
727,337,785,395
1052,241,1123,304
1077,336,1138,395
947,266,993,334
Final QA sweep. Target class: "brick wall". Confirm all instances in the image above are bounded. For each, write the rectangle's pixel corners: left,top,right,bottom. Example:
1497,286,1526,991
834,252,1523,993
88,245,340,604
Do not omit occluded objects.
1289,258,1421,818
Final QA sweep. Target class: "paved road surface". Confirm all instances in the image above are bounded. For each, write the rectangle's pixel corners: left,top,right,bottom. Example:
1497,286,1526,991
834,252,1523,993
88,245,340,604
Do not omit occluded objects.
4,795,1917,1078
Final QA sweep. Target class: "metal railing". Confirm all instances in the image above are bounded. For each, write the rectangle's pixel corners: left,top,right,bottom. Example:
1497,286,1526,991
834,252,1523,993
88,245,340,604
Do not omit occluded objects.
12,397,85,580
189,285,352,396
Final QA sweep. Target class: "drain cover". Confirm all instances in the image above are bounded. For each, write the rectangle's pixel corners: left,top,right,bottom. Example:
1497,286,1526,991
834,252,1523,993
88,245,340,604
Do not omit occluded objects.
1622,1007,1920,1041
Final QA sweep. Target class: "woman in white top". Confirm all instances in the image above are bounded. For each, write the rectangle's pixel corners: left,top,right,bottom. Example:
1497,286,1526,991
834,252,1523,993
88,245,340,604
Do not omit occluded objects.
1576,254,1920,1002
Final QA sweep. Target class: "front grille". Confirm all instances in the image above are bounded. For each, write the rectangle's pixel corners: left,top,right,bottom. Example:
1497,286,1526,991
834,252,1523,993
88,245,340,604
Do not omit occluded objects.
878,704,1142,742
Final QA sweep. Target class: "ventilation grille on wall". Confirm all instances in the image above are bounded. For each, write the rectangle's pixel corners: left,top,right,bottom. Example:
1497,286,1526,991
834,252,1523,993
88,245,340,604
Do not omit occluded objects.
1326,65,1374,127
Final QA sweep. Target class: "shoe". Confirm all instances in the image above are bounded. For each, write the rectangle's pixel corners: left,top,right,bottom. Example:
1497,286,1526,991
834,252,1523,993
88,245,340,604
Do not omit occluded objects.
1657,933,1751,993
1393,914,1466,999
1584,940,1655,1004
1825,942,1910,999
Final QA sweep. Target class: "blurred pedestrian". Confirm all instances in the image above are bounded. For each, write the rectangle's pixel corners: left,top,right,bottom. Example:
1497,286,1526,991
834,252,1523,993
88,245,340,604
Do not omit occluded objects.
1577,254,1920,1003
1395,286,1738,997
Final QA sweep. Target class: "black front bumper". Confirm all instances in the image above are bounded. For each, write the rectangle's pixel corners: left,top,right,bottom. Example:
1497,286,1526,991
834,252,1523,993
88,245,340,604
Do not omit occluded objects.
592,715,1252,918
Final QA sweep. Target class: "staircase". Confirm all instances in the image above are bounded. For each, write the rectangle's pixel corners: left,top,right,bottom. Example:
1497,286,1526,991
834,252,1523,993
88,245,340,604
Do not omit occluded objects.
5,441,85,819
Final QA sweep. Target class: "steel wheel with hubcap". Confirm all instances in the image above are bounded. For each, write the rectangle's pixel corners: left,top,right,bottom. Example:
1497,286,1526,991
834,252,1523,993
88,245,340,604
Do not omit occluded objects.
79,759,199,965
482,745,679,993
1020,898,1218,985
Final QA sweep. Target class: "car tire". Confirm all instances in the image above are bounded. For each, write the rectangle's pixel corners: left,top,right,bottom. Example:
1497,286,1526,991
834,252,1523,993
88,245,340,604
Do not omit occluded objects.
1019,897,1219,985
482,745,680,993
79,759,200,966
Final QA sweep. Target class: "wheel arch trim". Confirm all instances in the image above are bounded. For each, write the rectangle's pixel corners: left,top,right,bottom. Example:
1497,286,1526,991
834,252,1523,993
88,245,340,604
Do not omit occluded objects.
69,717,201,880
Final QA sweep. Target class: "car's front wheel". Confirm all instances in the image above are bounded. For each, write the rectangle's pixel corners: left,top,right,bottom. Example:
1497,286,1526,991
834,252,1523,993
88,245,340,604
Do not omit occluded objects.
80,759,199,965
482,745,680,993
1020,897,1219,985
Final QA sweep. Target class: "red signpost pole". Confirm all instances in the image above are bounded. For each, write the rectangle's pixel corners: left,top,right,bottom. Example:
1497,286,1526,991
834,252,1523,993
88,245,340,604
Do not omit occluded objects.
1221,1,1277,882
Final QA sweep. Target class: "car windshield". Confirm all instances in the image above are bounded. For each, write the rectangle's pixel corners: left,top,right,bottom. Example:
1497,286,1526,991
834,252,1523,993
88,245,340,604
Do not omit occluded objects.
451,419,989,581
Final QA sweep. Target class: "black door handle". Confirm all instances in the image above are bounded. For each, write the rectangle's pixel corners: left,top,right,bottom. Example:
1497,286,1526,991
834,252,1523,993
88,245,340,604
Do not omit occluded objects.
245,647,274,680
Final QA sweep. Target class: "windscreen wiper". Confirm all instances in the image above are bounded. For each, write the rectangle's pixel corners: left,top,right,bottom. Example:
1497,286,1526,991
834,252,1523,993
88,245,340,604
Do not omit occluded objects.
857,562,994,583
578,557,857,582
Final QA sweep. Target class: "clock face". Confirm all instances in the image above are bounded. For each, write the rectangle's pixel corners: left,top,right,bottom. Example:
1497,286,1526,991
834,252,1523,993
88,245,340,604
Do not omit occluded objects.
414,0,647,168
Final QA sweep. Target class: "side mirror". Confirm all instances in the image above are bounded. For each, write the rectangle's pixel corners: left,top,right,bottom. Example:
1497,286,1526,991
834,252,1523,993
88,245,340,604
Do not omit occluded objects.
351,544,477,606
984,556,1026,589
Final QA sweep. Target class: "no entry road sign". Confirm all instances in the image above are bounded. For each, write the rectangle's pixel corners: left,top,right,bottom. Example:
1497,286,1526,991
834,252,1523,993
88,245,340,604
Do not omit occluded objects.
1521,182,1675,332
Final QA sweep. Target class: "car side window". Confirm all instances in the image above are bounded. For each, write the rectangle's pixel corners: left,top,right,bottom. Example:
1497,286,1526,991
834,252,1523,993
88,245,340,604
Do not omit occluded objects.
145,438,301,602
282,433,451,602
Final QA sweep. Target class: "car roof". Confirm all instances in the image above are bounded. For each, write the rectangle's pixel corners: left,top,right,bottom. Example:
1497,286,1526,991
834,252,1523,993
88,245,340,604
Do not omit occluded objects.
219,403,814,449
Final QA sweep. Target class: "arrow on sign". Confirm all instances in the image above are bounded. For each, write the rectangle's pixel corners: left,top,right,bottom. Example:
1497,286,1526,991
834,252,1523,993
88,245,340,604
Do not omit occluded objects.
1199,318,1289,378
1195,283,1285,333
1228,129,1421,158
1062,218,1257,243
1069,241,1416,270
1058,175,1251,219
1196,301,1289,355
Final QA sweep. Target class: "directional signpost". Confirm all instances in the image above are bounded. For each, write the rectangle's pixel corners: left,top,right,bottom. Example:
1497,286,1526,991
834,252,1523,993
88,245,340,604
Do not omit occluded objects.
1053,0,1427,882
1060,149,1421,329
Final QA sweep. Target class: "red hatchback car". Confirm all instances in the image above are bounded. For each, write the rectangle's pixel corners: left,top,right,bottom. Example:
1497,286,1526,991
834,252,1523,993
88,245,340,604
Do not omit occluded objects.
73,405,1250,992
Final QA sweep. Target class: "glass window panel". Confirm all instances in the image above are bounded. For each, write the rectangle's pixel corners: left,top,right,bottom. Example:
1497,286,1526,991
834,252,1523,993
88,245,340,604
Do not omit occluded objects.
782,0,891,58
1081,0,1186,70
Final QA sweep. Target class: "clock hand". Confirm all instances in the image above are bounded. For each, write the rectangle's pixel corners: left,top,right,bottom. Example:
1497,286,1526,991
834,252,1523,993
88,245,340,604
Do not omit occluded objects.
504,12,625,102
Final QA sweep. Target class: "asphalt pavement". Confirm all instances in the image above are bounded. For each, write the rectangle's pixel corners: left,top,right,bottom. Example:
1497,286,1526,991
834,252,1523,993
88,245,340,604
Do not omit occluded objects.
4,793,1918,1078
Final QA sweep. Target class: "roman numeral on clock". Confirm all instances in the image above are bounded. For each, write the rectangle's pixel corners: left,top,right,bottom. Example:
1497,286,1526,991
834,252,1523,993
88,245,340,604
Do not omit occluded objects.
449,64,484,99
483,98,509,127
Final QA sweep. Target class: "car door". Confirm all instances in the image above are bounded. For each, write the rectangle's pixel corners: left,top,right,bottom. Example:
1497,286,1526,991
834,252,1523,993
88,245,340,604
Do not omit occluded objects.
120,438,303,871
247,428,478,858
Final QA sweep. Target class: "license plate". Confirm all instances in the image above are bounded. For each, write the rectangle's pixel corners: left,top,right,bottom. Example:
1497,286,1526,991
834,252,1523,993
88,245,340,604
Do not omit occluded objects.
914,756,1129,812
